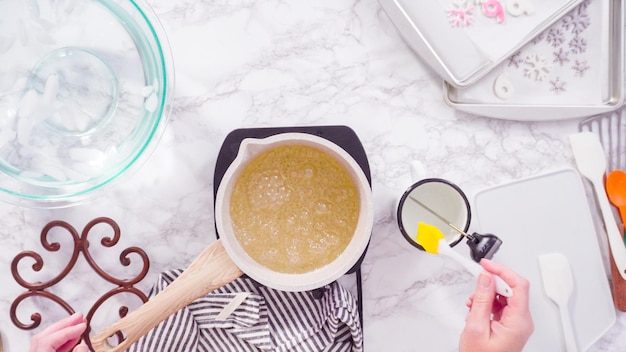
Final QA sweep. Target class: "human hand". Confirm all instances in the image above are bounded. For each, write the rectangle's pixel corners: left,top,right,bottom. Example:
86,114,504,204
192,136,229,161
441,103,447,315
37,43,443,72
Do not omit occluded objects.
30,312,88,352
459,259,534,352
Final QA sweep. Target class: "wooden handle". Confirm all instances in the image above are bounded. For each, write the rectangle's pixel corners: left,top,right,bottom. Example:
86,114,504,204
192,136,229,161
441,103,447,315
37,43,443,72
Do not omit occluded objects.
609,208,626,311
91,239,243,351
610,248,626,311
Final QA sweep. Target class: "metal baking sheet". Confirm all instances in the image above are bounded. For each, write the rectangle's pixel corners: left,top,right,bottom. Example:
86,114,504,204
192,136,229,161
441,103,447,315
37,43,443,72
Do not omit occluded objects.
444,0,624,121
379,0,584,88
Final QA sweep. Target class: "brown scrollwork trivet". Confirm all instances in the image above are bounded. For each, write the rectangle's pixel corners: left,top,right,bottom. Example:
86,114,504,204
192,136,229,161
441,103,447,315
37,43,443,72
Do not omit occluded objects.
10,217,150,350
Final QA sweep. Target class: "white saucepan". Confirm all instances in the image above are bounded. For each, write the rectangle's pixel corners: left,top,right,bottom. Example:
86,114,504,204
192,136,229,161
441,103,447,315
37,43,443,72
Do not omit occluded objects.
92,132,373,351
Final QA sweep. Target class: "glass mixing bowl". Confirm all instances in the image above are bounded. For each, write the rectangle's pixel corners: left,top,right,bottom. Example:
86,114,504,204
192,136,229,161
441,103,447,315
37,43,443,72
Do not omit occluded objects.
0,0,173,207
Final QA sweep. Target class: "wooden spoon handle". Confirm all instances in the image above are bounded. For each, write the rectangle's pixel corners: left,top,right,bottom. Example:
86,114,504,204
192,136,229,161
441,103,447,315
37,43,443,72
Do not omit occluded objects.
609,250,626,311
609,207,626,311
609,221,626,311
91,239,243,352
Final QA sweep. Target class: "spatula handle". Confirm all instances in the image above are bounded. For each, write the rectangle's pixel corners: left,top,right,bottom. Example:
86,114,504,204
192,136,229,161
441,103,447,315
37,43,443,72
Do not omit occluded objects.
609,240,626,311
593,182,626,280
558,303,579,352
91,239,243,352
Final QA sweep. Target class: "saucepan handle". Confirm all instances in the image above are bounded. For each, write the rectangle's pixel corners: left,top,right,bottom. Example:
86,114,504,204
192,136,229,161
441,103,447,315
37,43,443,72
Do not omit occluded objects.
91,239,243,352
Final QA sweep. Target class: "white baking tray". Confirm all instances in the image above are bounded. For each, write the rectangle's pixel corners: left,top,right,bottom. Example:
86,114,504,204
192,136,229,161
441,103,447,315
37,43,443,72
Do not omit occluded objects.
444,0,624,121
379,0,584,88
472,168,615,351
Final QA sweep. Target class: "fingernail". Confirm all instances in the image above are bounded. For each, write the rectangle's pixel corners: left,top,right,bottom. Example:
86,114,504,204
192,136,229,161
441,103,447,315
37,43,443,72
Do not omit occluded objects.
478,273,492,289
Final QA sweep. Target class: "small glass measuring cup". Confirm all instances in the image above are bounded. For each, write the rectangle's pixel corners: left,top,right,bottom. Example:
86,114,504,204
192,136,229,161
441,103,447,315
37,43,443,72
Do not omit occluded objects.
397,178,469,251
395,164,502,262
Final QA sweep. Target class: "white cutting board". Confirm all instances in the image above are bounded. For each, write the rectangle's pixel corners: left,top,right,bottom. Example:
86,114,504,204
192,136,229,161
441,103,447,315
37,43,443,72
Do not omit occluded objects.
472,168,616,351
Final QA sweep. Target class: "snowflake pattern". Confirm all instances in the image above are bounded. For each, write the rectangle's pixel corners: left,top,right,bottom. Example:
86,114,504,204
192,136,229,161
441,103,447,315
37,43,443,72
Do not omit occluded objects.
447,0,475,27
552,47,570,66
531,32,545,45
579,0,591,10
562,5,591,35
524,54,551,81
550,77,567,94
546,28,565,48
508,51,524,68
445,0,598,99
568,36,587,54
572,60,590,77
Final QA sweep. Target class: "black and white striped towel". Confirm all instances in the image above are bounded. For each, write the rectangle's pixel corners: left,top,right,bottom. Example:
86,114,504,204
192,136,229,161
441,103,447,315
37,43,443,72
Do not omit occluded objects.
128,269,363,352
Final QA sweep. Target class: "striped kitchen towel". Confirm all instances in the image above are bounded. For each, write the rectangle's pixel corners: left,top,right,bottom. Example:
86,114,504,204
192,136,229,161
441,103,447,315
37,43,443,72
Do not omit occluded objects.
128,269,363,352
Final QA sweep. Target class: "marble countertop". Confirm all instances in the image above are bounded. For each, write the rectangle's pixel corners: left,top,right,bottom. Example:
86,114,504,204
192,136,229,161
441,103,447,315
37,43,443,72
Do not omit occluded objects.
1,0,625,351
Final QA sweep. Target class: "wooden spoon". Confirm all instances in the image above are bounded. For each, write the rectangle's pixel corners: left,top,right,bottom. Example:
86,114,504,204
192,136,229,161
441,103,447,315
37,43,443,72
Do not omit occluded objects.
91,239,243,351
604,170,626,311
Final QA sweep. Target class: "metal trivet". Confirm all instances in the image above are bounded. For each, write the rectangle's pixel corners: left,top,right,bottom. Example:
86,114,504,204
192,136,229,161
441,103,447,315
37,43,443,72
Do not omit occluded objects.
10,217,150,350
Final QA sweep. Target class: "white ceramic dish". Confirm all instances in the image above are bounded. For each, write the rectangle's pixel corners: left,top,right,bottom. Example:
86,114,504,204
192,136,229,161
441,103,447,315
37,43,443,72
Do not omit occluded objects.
215,133,374,292
379,0,584,88
445,0,624,121
472,168,615,351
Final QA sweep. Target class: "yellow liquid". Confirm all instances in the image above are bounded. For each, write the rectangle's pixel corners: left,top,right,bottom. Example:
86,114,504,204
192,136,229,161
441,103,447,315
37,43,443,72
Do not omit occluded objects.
230,145,360,274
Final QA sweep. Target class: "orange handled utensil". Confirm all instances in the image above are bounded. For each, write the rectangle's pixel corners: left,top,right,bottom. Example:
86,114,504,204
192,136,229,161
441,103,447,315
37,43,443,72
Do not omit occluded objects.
607,170,626,244
604,170,626,311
